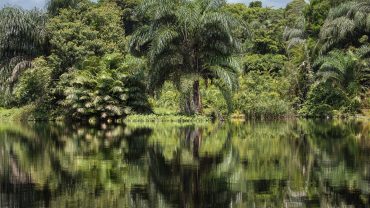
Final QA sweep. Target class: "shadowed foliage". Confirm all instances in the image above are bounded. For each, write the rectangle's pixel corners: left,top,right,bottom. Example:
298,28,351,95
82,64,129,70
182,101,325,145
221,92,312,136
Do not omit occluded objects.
319,1,370,53
0,7,48,106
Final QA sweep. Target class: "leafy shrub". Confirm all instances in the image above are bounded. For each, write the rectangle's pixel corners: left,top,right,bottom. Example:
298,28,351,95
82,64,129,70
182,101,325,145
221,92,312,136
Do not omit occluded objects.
242,54,287,73
201,83,229,117
233,71,292,118
150,82,180,114
152,81,230,117
14,57,52,105
0,92,17,108
300,82,353,117
59,53,151,120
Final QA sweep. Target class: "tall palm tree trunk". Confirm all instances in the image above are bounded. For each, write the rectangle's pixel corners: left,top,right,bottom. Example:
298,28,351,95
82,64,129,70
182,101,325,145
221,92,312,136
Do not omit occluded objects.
193,80,202,114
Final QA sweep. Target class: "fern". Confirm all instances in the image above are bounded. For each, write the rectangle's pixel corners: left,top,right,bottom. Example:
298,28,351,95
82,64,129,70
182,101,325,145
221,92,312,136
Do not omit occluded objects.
60,54,152,120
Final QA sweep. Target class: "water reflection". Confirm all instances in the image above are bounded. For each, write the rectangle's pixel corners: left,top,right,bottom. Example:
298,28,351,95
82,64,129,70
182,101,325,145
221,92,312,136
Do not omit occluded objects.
0,120,369,207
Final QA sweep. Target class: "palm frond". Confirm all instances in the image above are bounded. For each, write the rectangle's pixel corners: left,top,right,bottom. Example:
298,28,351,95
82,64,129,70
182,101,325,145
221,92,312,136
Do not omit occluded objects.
129,25,152,56
0,7,47,94
313,50,361,93
148,27,179,63
208,65,238,91
356,44,370,59
8,60,33,84
319,1,370,53
201,0,226,12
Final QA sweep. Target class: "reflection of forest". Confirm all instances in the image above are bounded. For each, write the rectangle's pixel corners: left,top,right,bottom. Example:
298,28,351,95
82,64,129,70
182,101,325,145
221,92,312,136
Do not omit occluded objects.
0,120,369,207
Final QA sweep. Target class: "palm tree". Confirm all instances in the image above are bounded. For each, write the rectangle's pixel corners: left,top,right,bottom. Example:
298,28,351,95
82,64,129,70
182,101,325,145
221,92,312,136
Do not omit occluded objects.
283,0,314,105
313,50,361,95
0,7,47,96
129,0,242,115
319,1,370,53
356,44,370,90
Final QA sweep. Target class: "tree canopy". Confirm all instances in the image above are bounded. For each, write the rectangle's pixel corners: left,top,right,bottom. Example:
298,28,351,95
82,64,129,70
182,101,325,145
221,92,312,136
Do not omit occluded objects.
0,0,369,119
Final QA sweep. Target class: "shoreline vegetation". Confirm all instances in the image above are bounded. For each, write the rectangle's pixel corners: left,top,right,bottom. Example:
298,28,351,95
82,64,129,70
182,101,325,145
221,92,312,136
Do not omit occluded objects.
0,0,369,122
1,106,368,123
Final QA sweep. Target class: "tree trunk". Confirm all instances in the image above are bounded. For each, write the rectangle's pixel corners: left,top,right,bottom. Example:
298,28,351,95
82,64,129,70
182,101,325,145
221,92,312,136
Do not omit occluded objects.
193,80,202,114
180,80,202,115
183,94,194,115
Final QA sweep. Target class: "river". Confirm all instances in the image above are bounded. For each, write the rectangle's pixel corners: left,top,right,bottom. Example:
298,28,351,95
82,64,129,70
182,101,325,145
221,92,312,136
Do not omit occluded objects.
0,119,369,207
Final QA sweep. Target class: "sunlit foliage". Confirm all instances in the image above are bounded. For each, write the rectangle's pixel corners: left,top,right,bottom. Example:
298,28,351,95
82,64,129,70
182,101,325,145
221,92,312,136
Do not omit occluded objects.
47,0,126,78
59,54,151,120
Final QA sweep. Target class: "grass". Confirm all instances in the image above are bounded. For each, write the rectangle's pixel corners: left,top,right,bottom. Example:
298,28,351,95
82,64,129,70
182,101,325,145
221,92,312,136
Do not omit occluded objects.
125,120,211,128
0,105,48,121
125,114,210,123
124,106,211,124
0,106,30,121
358,109,370,121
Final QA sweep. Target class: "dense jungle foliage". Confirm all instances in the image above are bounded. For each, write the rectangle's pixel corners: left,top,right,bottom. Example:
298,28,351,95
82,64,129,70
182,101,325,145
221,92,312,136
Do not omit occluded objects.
0,0,369,120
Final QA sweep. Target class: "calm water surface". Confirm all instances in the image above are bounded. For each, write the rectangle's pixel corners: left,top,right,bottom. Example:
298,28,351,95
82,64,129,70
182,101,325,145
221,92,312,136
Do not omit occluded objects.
0,120,369,207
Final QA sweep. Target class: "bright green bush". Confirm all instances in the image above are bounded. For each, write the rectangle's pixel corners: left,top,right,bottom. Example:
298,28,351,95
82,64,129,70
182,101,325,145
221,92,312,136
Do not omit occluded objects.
151,81,230,117
201,83,229,117
59,53,151,120
152,72,293,119
47,0,126,78
14,57,52,105
150,82,180,114
242,54,287,73
234,71,292,118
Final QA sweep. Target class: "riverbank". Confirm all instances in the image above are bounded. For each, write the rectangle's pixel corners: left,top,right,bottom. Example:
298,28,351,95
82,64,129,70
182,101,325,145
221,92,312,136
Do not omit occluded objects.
125,114,210,123
0,106,31,121
1,106,369,122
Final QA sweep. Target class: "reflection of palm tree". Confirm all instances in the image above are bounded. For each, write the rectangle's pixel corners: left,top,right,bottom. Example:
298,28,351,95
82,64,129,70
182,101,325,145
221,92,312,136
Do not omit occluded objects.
147,125,239,207
124,127,152,161
1,120,369,207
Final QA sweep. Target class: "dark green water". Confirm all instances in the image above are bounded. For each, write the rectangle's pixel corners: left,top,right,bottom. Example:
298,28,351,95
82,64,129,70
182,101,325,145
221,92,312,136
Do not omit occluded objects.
0,120,369,208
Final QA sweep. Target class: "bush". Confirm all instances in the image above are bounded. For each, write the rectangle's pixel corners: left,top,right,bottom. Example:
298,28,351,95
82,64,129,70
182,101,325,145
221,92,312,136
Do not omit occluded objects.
300,82,356,117
242,54,287,74
233,71,292,118
0,91,17,108
152,81,230,117
150,82,180,114
201,83,229,117
14,57,52,105
58,53,151,120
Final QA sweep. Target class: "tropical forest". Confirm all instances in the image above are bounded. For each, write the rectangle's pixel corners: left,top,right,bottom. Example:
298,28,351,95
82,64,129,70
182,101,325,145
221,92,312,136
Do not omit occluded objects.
0,0,369,207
